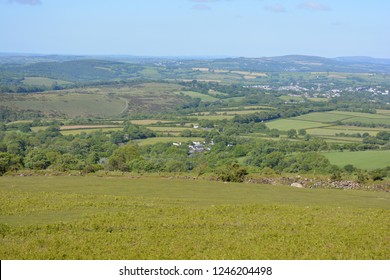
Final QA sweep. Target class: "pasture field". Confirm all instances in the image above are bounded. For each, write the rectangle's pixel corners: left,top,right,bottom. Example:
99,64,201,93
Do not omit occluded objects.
266,119,329,131
279,95,305,102
323,150,390,170
60,125,121,130
134,137,203,145
306,127,380,137
192,109,268,117
208,89,228,96
116,83,183,96
139,67,162,79
377,109,390,116
195,72,241,82
343,117,390,126
231,105,274,110
293,111,390,123
292,112,352,123
146,126,195,132
307,97,329,102
22,77,73,87
218,109,268,115
31,126,49,132
0,176,388,259
176,91,218,102
189,115,235,120
334,111,390,119
230,70,267,77
129,119,174,125
319,137,362,143
60,127,122,135
223,96,246,102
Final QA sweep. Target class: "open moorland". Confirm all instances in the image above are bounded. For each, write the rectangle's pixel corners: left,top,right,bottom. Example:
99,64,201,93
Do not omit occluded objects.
0,176,389,259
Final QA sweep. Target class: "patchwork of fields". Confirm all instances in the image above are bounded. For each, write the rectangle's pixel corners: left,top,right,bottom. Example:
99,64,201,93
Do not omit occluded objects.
0,176,388,259
266,110,390,142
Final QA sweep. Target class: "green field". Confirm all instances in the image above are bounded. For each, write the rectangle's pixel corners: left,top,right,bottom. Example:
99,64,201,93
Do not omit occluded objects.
22,77,73,87
1,93,127,117
323,150,390,170
147,126,195,132
306,127,380,137
176,91,218,102
292,111,390,125
343,117,390,126
377,110,390,116
134,137,203,146
266,119,329,130
264,111,390,144
279,95,305,102
189,115,235,120
117,83,183,96
334,111,390,119
60,127,122,135
0,176,388,259
293,112,352,123
130,119,174,125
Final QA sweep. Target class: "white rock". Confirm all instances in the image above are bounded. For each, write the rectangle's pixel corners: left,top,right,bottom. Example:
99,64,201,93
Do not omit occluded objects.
291,182,304,188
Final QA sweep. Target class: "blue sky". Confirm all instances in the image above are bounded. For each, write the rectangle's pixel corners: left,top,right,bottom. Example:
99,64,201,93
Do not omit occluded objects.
1,0,389,58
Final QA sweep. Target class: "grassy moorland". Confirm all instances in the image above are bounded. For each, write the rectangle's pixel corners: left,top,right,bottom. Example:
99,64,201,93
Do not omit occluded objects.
1,92,127,117
0,176,389,260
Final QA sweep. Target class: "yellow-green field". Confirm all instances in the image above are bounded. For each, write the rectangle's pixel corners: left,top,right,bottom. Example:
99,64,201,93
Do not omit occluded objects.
189,115,235,120
175,91,219,102
0,176,388,259
266,119,329,130
147,126,196,132
129,119,174,125
60,127,123,135
22,77,73,87
323,150,390,170
134,137,203,145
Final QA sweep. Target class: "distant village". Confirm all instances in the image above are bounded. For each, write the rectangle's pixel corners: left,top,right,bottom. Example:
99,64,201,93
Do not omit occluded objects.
246,84,390,100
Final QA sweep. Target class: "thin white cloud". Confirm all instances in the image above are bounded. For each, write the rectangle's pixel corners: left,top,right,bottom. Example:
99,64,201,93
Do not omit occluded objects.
299,2,331,11
191,0,233,2
192,4,212,10
264,4,286,13
190,0,233,3
7,0,41,5
190,0,232,11
191,0,218,2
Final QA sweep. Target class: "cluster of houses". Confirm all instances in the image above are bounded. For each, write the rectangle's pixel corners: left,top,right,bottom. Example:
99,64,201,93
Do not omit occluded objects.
172,141,215,156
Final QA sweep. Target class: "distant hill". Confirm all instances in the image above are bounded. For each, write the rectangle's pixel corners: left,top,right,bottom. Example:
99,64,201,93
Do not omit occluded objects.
185,55,390,73
0,59,144,82
1,54,390,86
334,56,390,65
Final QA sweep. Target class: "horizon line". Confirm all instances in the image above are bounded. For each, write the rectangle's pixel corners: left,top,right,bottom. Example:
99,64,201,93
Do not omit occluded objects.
1,52,390,60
